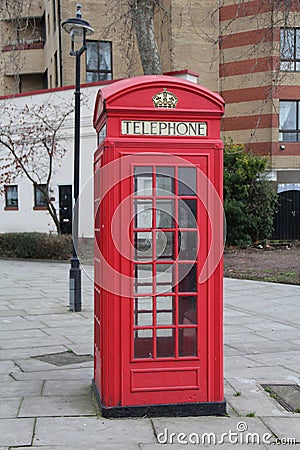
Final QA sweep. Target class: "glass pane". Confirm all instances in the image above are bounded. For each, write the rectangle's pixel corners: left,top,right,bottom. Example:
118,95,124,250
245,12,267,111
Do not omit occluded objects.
157,296,174,325
35,184,47,206
86,72,98,83
134,296,153,311
178,264,197,292
134,329,153,358
97,72,112,81
178,199,197,228
100,41,111,70
178,231,198,260
280,101,296,130
135,313,153,326
280,29,294,60
296,29,300,59
134,264,153,293
134,297,153,326
178,167,196,196
156,200,174,228
135,200,153,228
86,41,98,70
6,186,18,207
156,264,174,293
134,231,153,261
280,61,294,71
156,166,174,195
134,167,152,195
281,132,297,142
156,296,173,310
178,296,197,324
179,328,197,356
157,312,173,325
157,328,175,358
156,231,174,260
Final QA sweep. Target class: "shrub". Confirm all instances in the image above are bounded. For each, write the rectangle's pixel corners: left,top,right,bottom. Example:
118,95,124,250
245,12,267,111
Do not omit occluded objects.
224,140,278,247
0,232,72,260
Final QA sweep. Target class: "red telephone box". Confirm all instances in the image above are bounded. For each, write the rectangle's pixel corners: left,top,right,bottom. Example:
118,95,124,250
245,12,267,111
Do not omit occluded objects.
93,75,225,417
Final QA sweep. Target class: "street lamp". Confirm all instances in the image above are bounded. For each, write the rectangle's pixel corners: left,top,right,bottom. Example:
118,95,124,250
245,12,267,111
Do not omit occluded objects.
62,4,94,312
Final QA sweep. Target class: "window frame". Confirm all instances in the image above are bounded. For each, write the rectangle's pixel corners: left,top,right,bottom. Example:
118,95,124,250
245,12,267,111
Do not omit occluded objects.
86,40,113,83
280,27,300,72
4,185,18,210
279,100,300,142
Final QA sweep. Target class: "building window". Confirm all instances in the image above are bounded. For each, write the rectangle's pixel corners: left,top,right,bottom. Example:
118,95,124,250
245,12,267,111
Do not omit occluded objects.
5,185,18,209
34,184,48,209
279,101,300,142
86,41,112,82
280,28,300,71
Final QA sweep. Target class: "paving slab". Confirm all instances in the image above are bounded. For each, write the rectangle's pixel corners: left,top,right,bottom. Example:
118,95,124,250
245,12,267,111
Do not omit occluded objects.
0,360,16,374
246,350,300,366
225,379,288,417
66,342,94,355
0,329,47,340
0,345,68,362
42,379,93,396
33,417,156,446
224,355,265,370
19,395,97,417
225,339,299,355
152,416,273,446
0,336,72,349
261,417,300,443
244,321,297,332
0,380,42,398
0,310,29,317
11,366,93,381
0,418,35,446
14,357,93,373
225,365,300,382
0,397,22,418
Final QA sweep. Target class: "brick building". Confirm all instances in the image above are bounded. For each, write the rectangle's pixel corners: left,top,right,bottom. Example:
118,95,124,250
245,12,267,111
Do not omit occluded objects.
0,0,299,237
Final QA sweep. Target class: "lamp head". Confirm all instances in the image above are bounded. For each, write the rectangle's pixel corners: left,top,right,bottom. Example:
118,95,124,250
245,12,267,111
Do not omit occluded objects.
62,4,94,44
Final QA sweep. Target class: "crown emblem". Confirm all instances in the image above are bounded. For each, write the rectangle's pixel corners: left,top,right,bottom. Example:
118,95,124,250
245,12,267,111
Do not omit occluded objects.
152,88,178,108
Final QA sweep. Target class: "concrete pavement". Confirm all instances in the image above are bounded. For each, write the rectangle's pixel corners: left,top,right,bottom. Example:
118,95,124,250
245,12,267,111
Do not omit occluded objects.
0,259,299,448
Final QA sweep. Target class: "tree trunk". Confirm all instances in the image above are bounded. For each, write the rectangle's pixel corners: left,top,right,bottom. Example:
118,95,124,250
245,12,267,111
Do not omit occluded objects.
48,201,61,234
131,0,162,75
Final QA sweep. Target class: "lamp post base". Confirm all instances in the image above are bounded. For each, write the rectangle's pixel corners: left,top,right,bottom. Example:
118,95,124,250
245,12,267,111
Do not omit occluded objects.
69,256,81,311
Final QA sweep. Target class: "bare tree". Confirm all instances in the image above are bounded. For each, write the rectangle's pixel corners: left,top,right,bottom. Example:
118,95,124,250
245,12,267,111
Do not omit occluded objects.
0,97,74,233
129,0,163,74
104,0,167,76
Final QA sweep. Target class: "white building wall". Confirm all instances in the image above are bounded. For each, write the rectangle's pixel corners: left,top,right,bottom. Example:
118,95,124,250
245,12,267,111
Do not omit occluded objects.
0,83,104,237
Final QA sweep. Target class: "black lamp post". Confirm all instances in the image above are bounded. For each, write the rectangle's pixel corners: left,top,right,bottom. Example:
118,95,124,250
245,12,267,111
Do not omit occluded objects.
62,4,94,312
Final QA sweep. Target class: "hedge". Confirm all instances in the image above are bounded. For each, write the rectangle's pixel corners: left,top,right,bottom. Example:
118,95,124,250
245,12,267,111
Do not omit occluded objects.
0,232,72,260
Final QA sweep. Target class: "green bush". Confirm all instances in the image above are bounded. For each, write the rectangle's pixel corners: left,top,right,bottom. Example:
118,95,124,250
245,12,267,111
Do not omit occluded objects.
0,232,72,260
224,140,278,247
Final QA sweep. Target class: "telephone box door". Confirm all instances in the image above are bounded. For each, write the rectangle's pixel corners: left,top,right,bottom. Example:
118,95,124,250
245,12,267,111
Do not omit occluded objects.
121,154,210,406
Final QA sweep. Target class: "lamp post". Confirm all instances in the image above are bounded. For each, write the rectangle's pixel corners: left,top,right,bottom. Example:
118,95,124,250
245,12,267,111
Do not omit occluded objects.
62,4,94,312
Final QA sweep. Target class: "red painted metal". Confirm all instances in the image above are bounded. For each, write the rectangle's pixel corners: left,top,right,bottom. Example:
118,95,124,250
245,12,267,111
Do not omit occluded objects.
93,75,225,413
